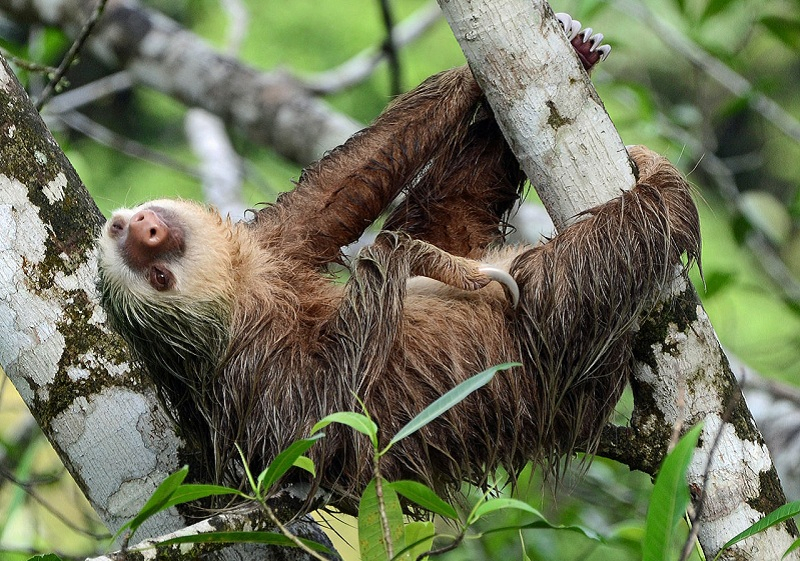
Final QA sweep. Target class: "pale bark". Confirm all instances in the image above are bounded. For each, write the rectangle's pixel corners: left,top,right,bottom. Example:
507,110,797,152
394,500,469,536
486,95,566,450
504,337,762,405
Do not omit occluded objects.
437,0,797,559
0,56,184,539
0,56,332,561
436,0,633,229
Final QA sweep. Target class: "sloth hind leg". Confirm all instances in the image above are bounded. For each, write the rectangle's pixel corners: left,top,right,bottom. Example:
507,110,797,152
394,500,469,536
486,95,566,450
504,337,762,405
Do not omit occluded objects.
374,232,519,305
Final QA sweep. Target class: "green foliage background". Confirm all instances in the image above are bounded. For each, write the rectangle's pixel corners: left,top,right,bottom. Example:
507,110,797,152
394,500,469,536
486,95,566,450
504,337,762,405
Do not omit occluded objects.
2,0,800,559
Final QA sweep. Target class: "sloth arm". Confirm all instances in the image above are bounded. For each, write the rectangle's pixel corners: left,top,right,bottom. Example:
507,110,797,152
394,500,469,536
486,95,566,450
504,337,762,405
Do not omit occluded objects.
253,66,483,267
383,14,611,260
382,114,524,259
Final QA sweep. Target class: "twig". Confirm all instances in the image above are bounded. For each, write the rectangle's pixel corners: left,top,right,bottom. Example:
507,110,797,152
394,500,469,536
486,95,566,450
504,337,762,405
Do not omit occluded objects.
0,47,57,75
303,1,441,94
377,0,402,95
0,466,110,540
56,110,201,179
34,0,109,111
45,71,134,114
417,533,464,560
261,504,329,561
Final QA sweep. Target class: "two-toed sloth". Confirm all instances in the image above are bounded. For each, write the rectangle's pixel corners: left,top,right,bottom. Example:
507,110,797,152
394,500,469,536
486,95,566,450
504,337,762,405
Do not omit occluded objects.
98,17,700,514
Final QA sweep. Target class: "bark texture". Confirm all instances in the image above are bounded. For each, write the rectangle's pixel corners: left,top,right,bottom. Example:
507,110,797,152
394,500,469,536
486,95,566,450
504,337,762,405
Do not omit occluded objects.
436,0,798,559
0,56,334,561
0,55,185,538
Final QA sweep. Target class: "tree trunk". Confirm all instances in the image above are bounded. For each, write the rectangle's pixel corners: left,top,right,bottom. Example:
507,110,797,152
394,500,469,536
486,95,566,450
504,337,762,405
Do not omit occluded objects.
0,55,332,561
436,0,798,559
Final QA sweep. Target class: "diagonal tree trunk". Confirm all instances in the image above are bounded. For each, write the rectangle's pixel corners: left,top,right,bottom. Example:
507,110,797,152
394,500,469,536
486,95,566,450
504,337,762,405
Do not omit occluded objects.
0,55,333,561
436,0,798,559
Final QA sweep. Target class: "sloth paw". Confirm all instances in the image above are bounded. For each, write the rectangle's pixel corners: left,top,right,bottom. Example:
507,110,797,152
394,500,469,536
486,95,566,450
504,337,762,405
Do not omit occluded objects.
555,12,611,71
479,266,520,308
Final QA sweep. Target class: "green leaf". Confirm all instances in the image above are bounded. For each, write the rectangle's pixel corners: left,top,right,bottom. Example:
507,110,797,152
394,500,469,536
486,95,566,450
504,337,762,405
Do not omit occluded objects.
714,500,800,560
160,530,330,552
115,466,190,542
257,434,324,493
482,519,602,542
359,478,405,561
293,455,316,477
642,423,704,561
387,480,458,519
392,521,435,561
312,412,379,449
387,363,519,450
469,497,544,525
161,484,242,510
760,16,800,51
26,556,64,561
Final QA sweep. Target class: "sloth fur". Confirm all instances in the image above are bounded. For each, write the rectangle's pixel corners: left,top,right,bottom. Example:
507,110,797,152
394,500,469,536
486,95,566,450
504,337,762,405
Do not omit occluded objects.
98,63,700,514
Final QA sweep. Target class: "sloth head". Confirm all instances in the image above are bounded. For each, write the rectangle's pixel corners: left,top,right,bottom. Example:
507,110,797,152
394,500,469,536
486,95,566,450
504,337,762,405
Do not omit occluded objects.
97,200,238,384
98,199,237,301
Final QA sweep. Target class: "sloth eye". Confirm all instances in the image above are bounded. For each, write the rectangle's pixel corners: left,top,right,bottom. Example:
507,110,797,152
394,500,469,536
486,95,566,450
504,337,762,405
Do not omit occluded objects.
148,266,175,291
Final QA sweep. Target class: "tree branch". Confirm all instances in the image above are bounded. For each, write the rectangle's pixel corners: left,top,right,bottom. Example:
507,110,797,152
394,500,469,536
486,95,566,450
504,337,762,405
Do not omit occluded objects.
0,0,361,165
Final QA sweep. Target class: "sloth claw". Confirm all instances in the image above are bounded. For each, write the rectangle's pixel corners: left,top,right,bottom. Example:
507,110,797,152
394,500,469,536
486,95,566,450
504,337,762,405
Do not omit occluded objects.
479,266,520,308
555,12,611,70
588,32,604,51
556,12,582,40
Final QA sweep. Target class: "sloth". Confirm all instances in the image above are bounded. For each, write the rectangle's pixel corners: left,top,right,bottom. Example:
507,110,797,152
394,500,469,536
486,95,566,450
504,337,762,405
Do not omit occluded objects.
97,16,699,514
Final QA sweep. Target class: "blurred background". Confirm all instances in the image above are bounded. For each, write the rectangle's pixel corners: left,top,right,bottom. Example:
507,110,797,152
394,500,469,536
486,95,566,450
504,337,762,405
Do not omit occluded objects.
1,0,800,559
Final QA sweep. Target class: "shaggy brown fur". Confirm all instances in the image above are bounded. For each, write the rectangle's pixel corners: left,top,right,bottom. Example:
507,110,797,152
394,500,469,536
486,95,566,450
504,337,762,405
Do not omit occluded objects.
98,62,700,515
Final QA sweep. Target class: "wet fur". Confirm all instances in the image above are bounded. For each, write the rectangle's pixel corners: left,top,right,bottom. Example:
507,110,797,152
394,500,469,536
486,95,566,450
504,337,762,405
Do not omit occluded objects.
98,66,700,514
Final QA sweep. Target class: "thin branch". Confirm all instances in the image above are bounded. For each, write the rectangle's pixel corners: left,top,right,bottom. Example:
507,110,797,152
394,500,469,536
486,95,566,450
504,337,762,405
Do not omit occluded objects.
303,1,441,94
56,110,201,179
45,71,133,114
0,466,110,540
34,0,109,110
0,47,57,74
377,0,402,95
418,533,464,560
262,505,329,561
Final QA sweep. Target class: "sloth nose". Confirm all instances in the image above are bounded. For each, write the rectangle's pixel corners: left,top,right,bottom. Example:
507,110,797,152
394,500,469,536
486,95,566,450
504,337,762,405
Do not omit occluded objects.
130,209,169,248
